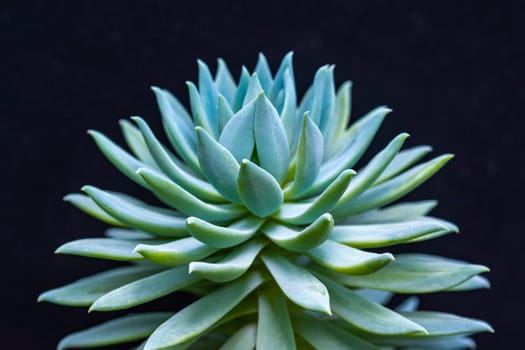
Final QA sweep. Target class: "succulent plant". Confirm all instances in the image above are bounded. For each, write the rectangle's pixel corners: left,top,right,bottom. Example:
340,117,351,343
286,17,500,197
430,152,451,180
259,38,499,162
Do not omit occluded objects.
40,52,492,350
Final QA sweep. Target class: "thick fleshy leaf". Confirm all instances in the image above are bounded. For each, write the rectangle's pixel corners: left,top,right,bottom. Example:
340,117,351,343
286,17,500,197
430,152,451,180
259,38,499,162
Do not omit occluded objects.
261,213,333,252
354,289,393,305
333,154,454,217
151,87,200,173
284,113,324,199
448,275,491,291
219,98,255,162
237,159,284,217
329,81,352,154
330,217,454,248
396,297,420,312
186,216,264,248
372,335,476,350
276,169,355,224
256,289,296,349
187,80,217,137
196,126,241,203
58,313,172,350
38,265,160,306
144,272,265,350
215,58,236,105
261,251,331,314
90,265,200,311
137,168,244,221
198,59,219,135
135,237,218,266
189,239,267,282
280,69,297,147
119,119,160,169
232,66,251,112
336,133,409,205
87,130,150,188
321,254,489,293
310,65,336,137
105,228,154,241
55,238,144,261
64,193,124,227
305,106,390,196
321,277,428,336
308,240,394,274
243,73,264,105
132,116,223,203
373,145,433,185
253,93,291,182
293,312,380,350
344,200,438,224
82,186,187,237
401,311,494,336
254,53,272,92
268,52,294,101
219,324,257,350
217,94,235,132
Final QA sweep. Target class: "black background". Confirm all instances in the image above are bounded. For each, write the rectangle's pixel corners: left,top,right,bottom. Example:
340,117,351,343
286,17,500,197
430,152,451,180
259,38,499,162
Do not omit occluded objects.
2,1,524,348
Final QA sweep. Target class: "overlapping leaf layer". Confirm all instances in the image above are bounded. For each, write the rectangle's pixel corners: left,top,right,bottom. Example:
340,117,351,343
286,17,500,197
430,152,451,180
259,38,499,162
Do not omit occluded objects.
40,53,492,350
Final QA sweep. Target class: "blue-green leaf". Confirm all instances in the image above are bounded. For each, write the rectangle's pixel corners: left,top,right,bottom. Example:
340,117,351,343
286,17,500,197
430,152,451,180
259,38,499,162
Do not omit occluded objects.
38,265,160,306
55,238,144,261
90,265,200,311
217,94,235,131
137,168,244,222
373,145,433,185
64,193,124,227
198,59,219,133
215,58,236,105
256,289,296,349
333,155,453,216
135,237,218,266
119,119,160,169
243,73,264,105
254,93,291,182
186,216,264,248
189,239,267,282
237,159,284,217
261,213,333,252
268,51,293,102
105,228,154,241
219,324,257,350
447,275,490,291
58,313,172,350
261,251,331,314
401,311,493,336
284,113,323,199
196,126,242,203
254,53,273,92
232,66,251,112
82,186,187,237
144,272,265,350
219,98,255,162
343,200,438,224
187,81,217,137
308,240,394,274
280,69,297,148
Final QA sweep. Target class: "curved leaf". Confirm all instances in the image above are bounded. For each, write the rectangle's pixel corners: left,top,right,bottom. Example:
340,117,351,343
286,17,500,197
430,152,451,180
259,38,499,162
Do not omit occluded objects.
55,238,144,261
343,200,438,224
254,53,272,92
373,145,433,186
135,237,218,266
64,193,124,227
219,324,257,350
186,216,264,248
215,58,236,105
256,289,296,349
232,66,251,112
119,119,160,169
401,311,493,336
280,69,297,147
219,98,255,162
243,73,264,105
197,59,219,135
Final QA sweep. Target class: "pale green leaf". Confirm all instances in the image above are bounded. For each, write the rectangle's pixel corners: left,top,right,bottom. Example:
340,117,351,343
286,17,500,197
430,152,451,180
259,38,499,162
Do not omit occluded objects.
232,66,251,112
135,237,218,266
197,59,219,135
217,94,235,132
280,69,297,148
401,311,493,336
373,145,433,186
256,289,296,349
119,119,160,169
64,193,124,227
105,228,154,241
219,324,256,350
343,200,438,224
268,52,293,102
447,275,490,291
219,97,255,162
55,238,144,261
215,58,236,105
187,80,216,137
243,73,264,105
186,216,264,248
254,53,272,92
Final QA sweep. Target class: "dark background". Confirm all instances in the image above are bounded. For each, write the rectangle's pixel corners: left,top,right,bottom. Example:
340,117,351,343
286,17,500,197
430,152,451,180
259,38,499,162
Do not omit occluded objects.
2,0,524,348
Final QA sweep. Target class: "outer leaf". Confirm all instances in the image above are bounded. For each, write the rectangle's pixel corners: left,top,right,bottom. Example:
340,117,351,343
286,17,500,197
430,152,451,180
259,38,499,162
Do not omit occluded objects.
197,59,219,135
243,73,264,105
237,159,283,217
144,272,265,350
219,324,257,350
321,254,489,293
119,119,160,169
232,66,251,111
307,240,394,274
196,126,242,203
38,265,160,306
186,216,264,248
254,53,273,92
354,289,393,305
373,145,433,185
276,169,355,224
373,335,476,350
219,98,255,162
401,311,494,336
90,265,200,311
261,251,331,314
268,51,293,101
87,130,150,188
293,312,380,350
330,217,453,248
64,193,124,227
187,81,217,137
105,228,154,241
217,94,235,132
189,239,267,282
135,237,217,266
215,58,236,105
284,113,323,199
137,168,244,222
55,238,144,261
280,69,297,147
321,277,428,336
333,154,454,217
58,313,172,350
253,93,291,182
82,186,187,237
132,116,223,203
261,213,333,252
256,289,296,349
448,275,491,291
344,200,438,224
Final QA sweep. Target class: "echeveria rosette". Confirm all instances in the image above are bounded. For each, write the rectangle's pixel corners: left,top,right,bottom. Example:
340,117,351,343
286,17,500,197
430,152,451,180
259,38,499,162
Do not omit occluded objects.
40,52,492,350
